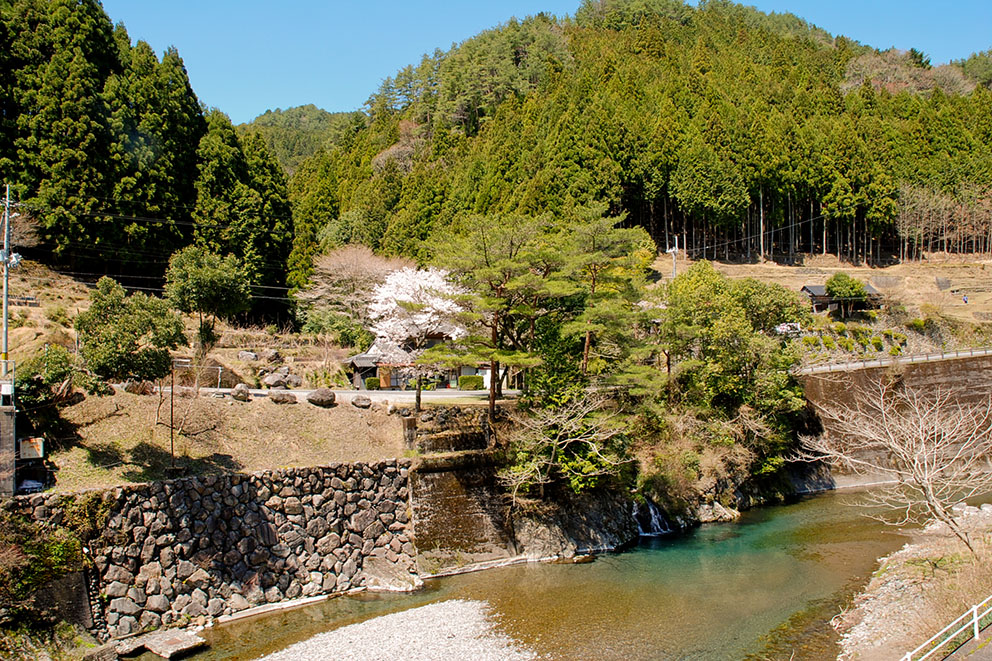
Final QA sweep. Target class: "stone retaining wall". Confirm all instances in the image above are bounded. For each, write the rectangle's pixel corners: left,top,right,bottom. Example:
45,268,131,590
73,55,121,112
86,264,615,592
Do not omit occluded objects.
15,460,417,639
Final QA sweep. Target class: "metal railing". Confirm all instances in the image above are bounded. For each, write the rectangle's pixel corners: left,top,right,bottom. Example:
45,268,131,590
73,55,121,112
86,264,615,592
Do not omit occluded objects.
903,593,992,660
796,346,992,376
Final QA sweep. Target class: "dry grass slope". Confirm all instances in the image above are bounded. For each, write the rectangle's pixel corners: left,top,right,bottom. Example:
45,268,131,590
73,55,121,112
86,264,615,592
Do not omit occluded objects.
49,391,404,492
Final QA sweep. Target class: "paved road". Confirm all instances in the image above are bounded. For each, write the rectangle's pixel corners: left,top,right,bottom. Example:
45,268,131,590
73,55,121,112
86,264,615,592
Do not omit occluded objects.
796,346,992,376
165,386,519,404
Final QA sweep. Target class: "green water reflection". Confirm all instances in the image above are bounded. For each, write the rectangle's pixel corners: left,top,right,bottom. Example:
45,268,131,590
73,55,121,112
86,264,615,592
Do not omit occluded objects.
192,491,907,660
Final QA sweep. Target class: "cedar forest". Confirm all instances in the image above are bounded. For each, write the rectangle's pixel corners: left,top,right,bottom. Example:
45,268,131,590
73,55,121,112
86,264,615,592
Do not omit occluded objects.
2,0,992,506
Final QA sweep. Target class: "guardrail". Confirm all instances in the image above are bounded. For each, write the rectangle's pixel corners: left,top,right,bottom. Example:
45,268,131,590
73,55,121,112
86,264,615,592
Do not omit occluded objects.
904,593,992,660
796,346,992,376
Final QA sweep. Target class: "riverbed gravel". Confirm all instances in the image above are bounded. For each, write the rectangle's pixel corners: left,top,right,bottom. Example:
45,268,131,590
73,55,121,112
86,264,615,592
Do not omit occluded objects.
257,599,537,661
837,504,992,660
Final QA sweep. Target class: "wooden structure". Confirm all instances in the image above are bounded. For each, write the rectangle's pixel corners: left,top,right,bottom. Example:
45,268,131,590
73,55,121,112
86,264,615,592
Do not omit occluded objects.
800,283,883,313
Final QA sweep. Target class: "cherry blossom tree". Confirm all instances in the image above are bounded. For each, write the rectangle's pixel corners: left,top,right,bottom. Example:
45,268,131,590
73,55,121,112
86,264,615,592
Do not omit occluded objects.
368,267,465,410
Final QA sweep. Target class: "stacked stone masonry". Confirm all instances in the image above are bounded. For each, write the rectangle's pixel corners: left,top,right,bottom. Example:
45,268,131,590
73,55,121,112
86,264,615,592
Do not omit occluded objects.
16,460,417,639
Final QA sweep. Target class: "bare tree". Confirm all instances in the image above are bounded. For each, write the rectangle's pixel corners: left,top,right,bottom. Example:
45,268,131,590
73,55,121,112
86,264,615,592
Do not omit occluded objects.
295,245,414,328
799,378,992,554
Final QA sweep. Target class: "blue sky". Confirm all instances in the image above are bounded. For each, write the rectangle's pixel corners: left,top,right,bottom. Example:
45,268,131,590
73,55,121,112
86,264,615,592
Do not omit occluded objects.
100,1,992,124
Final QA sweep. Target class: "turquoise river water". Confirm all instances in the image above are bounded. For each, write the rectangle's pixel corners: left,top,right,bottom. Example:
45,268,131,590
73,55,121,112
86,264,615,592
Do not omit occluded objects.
179,491,909,660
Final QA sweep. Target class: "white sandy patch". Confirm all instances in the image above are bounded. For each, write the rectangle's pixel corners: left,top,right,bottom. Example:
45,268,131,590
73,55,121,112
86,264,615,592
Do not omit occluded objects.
258,599,537,661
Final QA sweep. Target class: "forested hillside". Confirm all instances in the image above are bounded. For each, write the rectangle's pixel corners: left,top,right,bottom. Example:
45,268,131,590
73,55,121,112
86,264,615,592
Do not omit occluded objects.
286,0,992,287
0,0,293,312
2,0,992,301
237,105,363,175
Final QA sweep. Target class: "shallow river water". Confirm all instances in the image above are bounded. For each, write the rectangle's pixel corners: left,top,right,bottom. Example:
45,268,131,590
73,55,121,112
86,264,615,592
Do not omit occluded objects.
185,491,908,661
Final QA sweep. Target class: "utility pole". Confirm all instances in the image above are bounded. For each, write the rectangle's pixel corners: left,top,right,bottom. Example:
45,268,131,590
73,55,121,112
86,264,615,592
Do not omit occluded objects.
1,186,20,377
666,235,679,280
2,184,9,375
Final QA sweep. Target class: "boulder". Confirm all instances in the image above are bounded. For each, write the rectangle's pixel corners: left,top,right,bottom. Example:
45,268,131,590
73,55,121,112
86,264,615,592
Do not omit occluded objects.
352,395,372,409
285,374,304,388
262,373,287,388
262,349,282,364
228,593,250,611
231,383,251,402
123,380,154,395
145,594,170,613
306,388,336,408
238,350,258,362
268,391,297,405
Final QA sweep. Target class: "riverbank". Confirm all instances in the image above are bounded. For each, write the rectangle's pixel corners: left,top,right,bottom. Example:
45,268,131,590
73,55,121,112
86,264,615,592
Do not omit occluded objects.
836,504,992,660
259,599,536,661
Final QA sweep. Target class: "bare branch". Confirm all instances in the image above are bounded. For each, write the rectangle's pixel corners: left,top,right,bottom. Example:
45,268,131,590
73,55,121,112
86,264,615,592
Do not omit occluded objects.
798,378,992,554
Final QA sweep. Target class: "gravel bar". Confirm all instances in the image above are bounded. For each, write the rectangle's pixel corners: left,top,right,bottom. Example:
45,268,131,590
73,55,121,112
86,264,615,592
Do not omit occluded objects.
258,599,538,661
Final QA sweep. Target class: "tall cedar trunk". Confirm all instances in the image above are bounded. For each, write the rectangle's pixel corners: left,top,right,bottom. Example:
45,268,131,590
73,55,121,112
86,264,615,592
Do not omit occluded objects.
759,188,765,261
415,375,423,413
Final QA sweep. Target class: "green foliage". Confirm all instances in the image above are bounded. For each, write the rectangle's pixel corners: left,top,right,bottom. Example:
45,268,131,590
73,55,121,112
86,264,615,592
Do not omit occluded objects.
500,392,633,499
889,345,902,356
644,261,807,480
364,377,380,390
801,335,820,348
238,105,362,174
192,112,293,298
75,277,186,381
822,335,837,350
906,318,927,333
826,273,868,318
954,49,992,88
43,306,68,327
2,0,205,270
302,308,373,350
16,345,107,439
729,278,811,334
458,375,484,390
871,336,884,351
165,245,250,349
0,507,82,622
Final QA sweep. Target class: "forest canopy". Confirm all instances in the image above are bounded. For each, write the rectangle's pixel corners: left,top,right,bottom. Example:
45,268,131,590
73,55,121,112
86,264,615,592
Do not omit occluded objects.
2,0,992,300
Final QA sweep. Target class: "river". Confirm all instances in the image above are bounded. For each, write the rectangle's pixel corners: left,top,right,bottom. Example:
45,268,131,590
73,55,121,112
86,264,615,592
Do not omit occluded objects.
180,491,908,660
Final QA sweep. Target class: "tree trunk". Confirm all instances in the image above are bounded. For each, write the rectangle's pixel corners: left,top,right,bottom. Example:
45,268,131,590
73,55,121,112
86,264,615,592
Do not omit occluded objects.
415,374,423,413
759,188,765,261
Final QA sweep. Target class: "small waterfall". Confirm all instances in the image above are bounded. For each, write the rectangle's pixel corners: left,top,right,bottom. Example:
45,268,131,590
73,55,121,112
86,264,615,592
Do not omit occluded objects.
634,498,672,536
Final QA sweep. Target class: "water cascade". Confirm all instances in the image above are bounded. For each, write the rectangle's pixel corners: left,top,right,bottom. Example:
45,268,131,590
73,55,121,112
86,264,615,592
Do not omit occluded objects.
634,498,672,536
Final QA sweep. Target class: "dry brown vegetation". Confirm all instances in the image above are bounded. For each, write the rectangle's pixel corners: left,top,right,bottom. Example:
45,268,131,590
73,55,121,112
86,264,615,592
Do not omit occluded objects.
48,391,404,493
837,506,992,660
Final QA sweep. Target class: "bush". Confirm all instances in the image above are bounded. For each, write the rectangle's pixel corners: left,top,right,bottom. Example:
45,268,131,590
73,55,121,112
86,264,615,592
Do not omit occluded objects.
43,306,69,326
907,318,927,333
302,308,374,350
364,377,380,390
822,336,837,350
832,322,847,335
801,336,820,348
889,345,902,356
838,337,855,352
458,375,485,390
871,336,884,351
